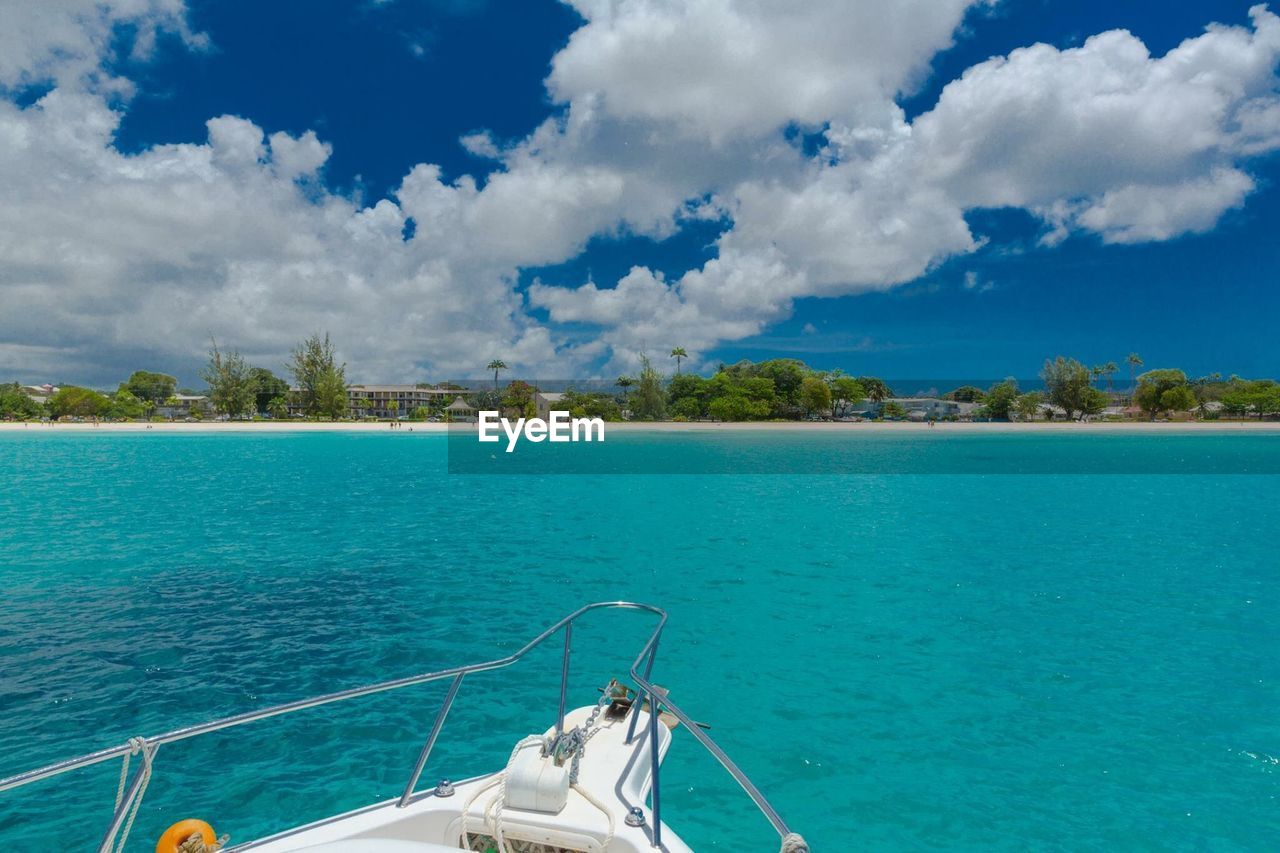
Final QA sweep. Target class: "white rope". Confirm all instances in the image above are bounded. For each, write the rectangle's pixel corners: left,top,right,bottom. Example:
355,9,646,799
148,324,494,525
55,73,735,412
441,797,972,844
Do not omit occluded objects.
113,749,131,811
457,774,502,848
492,736,545,853
570,782,616,851
460,684,619,853
457,735,544,852
112,737,155,853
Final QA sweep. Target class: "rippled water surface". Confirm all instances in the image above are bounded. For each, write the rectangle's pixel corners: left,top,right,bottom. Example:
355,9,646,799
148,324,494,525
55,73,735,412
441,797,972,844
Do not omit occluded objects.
1,431,1278,850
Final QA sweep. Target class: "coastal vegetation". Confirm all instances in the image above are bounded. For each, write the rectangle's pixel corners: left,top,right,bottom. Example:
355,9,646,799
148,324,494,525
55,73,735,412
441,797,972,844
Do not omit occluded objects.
287,333,348,419
4,336,1279,424
123,370,177,404
1041,357,1109,420
202,338,257,418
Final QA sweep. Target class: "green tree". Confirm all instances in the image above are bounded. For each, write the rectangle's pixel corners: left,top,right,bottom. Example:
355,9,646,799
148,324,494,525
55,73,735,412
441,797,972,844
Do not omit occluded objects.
501,380,537,418
487,359,508,390
249,367,290,414
1126,352,1144,395
556,390,624,421
0,383,43,419
858,376,892,404
669,347,688,375
881,401,908,420
1102,361,1119,392
799,375,832,416
630,355,667,420
1042,357,1107,419
946,385,986,403
106,389,146,420
828,376,865,417
48,386,110,418
288,333,348,418
1189,373,1224,416
752,359,807,411
387,399,399,419
1160,385,1196,416
123,370,177,404
667,373,709,417
409,406,430,421
615,375,635,409
670,397,701,419
267,396,289,419
708,371,776,415
314,371,348,419
201,338,257,418
707,392,771,421
984,379,1020,420
1014,391,1043,421
1220,379,1280,420
1134,369,1190,419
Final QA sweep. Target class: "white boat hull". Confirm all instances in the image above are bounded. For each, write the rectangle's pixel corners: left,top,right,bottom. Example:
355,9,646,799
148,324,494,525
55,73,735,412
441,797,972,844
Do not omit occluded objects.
237,705,691,853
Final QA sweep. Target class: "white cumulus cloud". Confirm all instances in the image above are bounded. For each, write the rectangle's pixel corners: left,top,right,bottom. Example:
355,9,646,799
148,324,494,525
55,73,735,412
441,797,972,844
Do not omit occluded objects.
0,0,203,91
549,0,979,140
2,0,1280,382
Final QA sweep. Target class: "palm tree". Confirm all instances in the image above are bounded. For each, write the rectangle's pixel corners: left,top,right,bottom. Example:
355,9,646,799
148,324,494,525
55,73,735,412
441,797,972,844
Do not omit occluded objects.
616,375,635,408
1103,361,1118,393
1126,352,1144,398
669,347,688,375
858,376,891,403
487,359,507,391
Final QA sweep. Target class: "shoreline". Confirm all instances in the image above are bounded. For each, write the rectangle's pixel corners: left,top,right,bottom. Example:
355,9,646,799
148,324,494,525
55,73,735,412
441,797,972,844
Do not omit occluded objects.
3,420,1279,434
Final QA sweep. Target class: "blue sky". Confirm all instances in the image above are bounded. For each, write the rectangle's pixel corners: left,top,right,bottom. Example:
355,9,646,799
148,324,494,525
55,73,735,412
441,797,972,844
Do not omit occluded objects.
1,0,1278,384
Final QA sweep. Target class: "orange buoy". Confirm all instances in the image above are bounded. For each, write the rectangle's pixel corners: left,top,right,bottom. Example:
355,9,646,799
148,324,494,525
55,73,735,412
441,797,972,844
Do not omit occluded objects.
156,819,217,853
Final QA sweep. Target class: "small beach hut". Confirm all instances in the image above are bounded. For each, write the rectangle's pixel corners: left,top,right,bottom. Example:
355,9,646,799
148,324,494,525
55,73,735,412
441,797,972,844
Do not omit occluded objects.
446,396,476,422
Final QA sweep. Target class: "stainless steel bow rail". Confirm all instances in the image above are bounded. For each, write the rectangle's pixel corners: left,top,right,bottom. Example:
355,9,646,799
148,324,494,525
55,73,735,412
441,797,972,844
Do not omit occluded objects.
0,601,796,852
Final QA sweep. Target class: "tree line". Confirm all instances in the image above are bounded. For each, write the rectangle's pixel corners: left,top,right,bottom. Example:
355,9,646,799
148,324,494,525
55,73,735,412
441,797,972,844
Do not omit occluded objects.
540,352,1280,423
0,333,348,421
4,341,1278,422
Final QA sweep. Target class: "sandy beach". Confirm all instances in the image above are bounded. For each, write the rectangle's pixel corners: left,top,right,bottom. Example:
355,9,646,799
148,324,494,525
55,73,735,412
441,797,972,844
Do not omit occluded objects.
3,420,1279,434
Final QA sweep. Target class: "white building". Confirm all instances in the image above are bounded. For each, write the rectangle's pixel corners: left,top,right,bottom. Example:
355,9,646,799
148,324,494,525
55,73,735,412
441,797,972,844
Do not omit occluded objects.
535,392,567,420
864,397,979,420
21,384,58,405
156,394,209,419
286,385,482,418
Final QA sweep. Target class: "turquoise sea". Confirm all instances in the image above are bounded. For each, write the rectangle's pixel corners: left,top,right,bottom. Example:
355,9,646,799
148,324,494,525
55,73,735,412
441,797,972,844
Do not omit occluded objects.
1,431,1278,851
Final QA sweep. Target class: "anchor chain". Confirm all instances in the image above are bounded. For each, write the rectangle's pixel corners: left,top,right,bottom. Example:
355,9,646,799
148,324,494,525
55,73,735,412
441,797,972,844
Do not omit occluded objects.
543,679,621,784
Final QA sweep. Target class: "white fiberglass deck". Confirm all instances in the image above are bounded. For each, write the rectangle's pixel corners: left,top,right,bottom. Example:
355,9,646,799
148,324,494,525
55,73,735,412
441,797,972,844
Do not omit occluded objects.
241,705,683,853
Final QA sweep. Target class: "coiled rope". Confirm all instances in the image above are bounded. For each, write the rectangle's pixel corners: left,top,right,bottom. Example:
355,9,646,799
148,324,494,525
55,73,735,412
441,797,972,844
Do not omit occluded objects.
458,684,619,852
176,832,229,853
780,831,810,852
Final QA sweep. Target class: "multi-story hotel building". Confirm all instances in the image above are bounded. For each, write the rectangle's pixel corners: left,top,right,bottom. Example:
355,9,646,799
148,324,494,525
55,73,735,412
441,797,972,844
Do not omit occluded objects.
287,384,482,418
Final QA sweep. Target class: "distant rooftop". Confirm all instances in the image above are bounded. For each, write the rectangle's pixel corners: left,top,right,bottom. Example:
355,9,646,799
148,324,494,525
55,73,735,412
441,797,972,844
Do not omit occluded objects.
346,384,478,394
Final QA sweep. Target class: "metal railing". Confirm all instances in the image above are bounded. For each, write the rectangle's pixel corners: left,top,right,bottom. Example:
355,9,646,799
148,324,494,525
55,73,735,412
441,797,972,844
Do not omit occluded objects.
0,601,793,851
